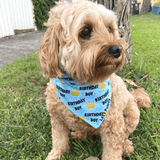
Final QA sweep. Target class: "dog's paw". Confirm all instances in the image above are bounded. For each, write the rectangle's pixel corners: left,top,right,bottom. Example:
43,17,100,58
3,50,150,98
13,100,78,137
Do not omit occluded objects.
122,139,134,157
45,150,61,160
84,156,99,160
46,147,70,160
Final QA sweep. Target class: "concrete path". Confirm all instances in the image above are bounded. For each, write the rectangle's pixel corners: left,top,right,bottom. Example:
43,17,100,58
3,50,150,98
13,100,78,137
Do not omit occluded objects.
0,30,46,69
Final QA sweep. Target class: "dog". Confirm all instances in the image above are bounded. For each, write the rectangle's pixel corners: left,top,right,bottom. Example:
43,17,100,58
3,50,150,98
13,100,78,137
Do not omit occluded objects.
39,0,151,159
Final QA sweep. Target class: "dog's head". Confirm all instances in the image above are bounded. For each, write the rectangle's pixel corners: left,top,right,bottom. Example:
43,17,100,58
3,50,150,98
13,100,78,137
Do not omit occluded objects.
39,0,126,84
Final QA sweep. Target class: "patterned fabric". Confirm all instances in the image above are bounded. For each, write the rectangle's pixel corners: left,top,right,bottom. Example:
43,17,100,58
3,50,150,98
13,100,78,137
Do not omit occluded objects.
53,72,112,128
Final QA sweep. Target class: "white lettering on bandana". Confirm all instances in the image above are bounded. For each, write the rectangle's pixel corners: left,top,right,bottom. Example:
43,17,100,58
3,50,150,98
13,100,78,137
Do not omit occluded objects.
53,72,112,128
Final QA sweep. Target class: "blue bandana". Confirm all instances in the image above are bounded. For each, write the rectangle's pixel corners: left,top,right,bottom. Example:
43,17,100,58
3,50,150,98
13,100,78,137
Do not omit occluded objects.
53,72,112,128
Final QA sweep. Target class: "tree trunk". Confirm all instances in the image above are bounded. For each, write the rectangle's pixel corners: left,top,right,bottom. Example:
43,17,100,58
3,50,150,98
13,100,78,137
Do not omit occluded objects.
140,0,151,13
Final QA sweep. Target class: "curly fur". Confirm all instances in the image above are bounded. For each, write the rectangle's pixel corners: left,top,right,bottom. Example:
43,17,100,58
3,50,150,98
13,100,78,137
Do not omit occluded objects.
39,0,151,159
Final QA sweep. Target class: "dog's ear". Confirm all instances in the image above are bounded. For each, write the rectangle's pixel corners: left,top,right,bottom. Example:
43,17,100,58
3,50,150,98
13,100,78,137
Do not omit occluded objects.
39,9,63,78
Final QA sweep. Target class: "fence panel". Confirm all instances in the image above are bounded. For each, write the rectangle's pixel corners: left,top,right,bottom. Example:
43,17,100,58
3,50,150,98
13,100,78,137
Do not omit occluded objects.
0,0,35,38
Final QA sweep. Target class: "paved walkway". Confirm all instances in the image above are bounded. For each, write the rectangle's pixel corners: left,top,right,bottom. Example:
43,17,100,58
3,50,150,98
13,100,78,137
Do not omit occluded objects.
0,30,46,69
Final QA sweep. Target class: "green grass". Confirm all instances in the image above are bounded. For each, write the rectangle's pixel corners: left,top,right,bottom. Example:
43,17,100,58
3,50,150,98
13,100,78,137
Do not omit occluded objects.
0,53,51,159
0,12,160,160
129,12,160,80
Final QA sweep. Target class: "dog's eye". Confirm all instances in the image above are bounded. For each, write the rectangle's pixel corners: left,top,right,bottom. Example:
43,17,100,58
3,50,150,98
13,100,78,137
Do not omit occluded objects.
80,27,92,38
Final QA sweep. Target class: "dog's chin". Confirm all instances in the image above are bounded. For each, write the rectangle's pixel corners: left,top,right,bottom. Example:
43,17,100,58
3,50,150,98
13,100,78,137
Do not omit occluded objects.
87,61,121,84
90,66,114,83
66,57,123,85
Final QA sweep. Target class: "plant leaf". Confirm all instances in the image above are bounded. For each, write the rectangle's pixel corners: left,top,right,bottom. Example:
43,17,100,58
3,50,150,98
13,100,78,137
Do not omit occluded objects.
135,52,139,55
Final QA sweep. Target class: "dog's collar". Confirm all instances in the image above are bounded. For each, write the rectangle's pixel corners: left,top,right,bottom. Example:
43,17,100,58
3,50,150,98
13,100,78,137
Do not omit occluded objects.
53,72,112,128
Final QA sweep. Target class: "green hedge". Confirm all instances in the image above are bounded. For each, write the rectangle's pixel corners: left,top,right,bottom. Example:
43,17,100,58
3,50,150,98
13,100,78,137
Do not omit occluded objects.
32,0,55,30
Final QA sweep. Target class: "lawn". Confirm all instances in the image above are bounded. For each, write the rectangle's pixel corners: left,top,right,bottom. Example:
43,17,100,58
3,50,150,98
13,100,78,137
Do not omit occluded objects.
0,12,160,160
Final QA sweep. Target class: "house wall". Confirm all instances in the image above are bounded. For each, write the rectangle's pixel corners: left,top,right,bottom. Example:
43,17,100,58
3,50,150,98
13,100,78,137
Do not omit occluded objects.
0,0,36,38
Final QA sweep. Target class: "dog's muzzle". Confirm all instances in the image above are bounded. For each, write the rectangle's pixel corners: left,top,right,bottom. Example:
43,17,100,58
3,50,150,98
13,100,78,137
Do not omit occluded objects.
108,45,122,58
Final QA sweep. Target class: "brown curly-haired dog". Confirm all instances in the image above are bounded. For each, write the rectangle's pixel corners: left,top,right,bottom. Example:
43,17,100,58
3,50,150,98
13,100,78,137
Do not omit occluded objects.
39,1,151,159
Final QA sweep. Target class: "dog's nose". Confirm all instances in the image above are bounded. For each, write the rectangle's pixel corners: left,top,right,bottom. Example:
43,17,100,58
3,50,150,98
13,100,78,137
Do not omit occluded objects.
108,45,122,58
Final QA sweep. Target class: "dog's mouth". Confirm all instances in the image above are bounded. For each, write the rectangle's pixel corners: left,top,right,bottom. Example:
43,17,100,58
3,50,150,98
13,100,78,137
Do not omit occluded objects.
97,63,104,67
96,62,107,69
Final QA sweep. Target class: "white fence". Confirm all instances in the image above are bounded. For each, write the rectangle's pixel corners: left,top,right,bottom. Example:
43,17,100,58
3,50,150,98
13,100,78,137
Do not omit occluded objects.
0,0,36,38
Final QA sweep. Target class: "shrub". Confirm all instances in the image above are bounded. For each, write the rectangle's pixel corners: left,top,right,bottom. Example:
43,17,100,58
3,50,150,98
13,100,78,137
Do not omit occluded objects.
32,0,55,30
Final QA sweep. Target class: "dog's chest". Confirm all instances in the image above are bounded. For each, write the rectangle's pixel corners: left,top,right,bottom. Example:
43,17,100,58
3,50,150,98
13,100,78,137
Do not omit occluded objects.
61,106,94,130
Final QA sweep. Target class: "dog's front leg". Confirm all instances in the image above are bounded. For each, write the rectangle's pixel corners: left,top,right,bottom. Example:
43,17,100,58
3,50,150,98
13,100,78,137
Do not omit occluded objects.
99,109,125,160
46,112,70,160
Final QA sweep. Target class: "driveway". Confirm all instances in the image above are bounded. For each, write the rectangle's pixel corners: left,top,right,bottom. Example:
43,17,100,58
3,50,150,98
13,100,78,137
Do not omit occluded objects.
0,30,46,69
